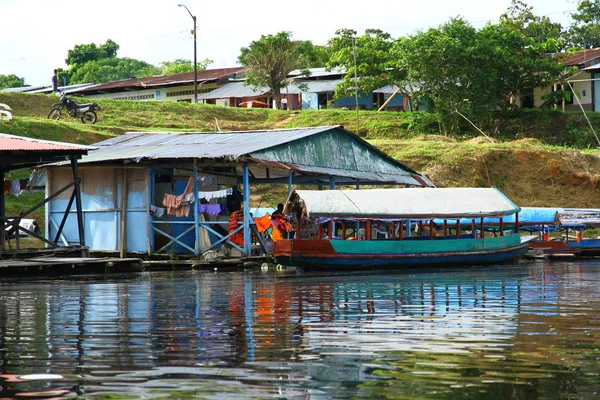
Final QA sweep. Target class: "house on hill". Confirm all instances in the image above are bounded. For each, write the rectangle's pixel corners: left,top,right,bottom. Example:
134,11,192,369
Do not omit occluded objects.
44,126,433,259
198,67,409,111
533,48,600,111
70,67,247,103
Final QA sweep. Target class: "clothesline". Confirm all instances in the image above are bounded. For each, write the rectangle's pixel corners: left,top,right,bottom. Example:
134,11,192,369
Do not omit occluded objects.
197,188,233,201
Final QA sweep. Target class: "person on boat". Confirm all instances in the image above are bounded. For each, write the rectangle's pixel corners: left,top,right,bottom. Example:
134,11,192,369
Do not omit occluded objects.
272,203,284,217
271,203,294,240
420,221,440,237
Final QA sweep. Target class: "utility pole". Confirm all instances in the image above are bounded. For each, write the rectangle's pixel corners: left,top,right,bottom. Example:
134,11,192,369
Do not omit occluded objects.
178,4,198,103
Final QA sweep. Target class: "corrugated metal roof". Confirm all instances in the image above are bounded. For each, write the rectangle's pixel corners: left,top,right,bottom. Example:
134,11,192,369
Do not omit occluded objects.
286,188,519,219
0,85,47,93
71,126,432,186
288,67,346,78
373,84,399,94
295,79,342,93
197,81,269,100
71,67,247,94
0,133,96,151
77,127,337,163
559,48,600,66
27,83,96,95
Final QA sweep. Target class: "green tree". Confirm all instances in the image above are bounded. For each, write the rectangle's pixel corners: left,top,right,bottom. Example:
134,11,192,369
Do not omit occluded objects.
396,17,565,133
500,0,564,46
65,39,119,66
566,0,600,48
327,29,406,106
238,32,309,109
0,74,26,89
159,58,213,75
68,58,160,85
297,41,331,68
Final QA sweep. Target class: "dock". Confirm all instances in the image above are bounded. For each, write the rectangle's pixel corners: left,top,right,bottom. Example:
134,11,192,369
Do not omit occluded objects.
0,255,143,276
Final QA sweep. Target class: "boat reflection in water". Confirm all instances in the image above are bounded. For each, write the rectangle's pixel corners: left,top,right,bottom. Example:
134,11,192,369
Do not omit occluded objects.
0,261,598,398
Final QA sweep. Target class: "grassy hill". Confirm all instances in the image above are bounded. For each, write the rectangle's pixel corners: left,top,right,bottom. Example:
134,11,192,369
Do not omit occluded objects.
1,91,600,214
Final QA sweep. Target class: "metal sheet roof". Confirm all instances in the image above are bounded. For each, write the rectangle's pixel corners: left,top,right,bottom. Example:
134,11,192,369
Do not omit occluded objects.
288,67,346,78
77,127,340,163
0,133,95,151
0,85,47,93
295,79,342,93
373,84,399,94
27,83,96,94
285,188,520,219
197,81,269,100
72,126,432,186
70,67,247,94
559,48,600,66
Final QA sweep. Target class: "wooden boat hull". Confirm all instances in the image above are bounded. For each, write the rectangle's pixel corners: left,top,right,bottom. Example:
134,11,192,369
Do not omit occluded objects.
274,236,530,269
529,238,600,257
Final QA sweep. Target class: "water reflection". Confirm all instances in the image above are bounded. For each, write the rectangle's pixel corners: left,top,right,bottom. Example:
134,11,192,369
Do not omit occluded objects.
0,261,598,398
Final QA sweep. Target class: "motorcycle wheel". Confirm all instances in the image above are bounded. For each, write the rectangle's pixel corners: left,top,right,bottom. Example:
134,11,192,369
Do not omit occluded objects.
81,110,97,124
47,107,62,120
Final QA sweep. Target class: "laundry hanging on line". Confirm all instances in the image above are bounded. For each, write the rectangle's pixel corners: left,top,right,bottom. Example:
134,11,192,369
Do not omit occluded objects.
162,177,195,217
197,188,233,201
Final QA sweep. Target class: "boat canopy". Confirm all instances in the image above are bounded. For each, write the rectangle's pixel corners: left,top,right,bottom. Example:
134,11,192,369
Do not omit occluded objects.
284,188,520,219
441,207,600,230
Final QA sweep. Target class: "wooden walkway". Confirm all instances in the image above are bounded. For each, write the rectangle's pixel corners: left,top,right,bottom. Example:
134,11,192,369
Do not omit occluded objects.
0,256,143,276
142,255,272,271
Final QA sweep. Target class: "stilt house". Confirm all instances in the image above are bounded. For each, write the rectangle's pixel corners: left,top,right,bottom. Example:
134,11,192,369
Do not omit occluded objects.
44,126,434,258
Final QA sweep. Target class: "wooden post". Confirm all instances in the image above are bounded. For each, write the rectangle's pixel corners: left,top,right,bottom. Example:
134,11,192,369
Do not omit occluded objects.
456,219,460,239
480,218,484,239
500,217,505,236
443,220,448,237
514,213,519,233
365,220,372,240
399,221,403,240
193,162,200,256
119,169,128,258
71,157,86,255
471,219,476,238
296,210,301,239
243,163,251,256
429,220,434,240
328,218,333,240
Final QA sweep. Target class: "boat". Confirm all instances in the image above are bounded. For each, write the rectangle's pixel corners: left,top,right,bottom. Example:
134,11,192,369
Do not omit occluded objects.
513,207,600,258
273,188,534,269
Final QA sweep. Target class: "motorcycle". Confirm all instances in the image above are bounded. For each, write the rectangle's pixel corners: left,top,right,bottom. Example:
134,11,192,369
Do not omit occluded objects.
47,92,100,124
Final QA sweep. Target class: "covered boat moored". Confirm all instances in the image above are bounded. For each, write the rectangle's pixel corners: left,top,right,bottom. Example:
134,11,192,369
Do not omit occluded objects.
273,187,534,269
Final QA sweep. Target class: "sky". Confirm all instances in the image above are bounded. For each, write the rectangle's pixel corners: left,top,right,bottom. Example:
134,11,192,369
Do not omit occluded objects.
0,0,579,87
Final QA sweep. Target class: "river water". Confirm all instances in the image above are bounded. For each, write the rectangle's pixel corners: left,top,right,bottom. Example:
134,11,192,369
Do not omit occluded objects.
0,259,598,399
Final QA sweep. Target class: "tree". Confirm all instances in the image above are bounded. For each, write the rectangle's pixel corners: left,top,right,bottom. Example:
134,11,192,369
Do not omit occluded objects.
68,58,160,85
297,41,332,68
238,32,309,109
159,58,213,75
66,39,120,66
566,0,600,48
500,0,564,47
396,17,565,133
0,74,26,89
327,29,406,106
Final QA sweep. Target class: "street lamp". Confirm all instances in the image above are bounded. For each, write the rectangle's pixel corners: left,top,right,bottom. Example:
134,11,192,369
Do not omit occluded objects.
178,4,197,103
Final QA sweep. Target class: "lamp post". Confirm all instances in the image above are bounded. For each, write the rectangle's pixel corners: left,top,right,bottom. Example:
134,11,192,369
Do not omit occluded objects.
178,4,197,103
